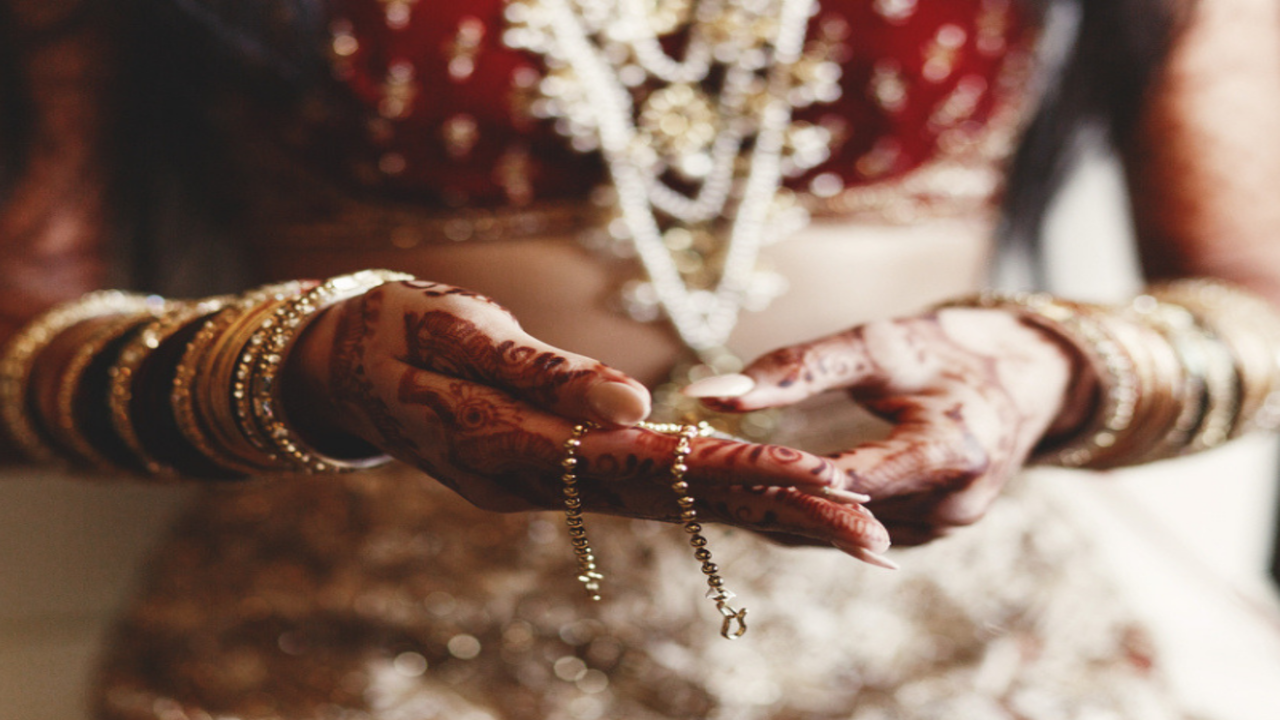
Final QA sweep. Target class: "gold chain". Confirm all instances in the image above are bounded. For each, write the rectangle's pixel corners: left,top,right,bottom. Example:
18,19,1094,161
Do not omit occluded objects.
562,421,748,638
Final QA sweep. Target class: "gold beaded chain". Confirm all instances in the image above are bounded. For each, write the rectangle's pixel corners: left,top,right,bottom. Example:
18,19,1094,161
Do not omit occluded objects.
562,423,604,601
561,421,748,639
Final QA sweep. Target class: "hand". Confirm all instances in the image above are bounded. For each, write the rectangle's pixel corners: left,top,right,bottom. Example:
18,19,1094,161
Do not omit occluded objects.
689,308,1092,546
286,280,890,555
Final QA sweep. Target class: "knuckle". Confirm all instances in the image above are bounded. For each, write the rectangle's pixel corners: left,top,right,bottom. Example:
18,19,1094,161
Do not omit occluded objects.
932,493,992,528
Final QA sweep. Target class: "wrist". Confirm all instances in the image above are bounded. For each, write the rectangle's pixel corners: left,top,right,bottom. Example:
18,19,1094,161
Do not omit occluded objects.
281,296,385,461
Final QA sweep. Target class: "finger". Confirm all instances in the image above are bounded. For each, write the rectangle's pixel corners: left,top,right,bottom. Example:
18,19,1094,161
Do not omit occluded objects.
385,368,845,518
396,296,650,427
691,323,920,412
581,428,845,492
700,485,892,555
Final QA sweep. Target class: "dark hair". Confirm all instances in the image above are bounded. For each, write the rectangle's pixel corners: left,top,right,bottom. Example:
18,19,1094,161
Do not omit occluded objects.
1001,0,1187,256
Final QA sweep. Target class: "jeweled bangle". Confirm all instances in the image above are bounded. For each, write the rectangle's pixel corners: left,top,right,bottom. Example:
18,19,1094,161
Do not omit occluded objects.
0,291,159,464
196,292,302,473
1127,297,1211,461
942,292,1140,469
1129,296,1239,458
1087,305,1185,467
109,298,230,476
1147,279,1280,436
51,311,163,472
171,282,309,476
245,269,413,474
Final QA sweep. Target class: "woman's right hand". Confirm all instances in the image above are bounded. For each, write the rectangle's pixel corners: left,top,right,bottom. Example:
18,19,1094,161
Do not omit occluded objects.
285,279,890,557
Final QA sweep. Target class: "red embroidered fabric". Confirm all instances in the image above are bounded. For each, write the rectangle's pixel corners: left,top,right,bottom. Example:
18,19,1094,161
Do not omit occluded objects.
308,0,1034,212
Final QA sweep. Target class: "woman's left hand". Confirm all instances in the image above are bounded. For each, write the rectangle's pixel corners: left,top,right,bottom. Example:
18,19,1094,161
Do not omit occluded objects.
689,307,1093,546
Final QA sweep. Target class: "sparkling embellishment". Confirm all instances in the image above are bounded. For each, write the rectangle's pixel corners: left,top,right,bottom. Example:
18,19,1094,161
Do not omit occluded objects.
447,16,487,81
923,24,967,83
379,0,419,30
870,60,908,113
379,61,417,119
443,113,480,159
873,0,918,23
505,0,831,357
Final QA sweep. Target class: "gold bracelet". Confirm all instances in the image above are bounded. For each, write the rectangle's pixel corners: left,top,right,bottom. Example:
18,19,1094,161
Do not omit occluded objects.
51,311,163,472
1087,304,1185,466
562,423,603,602
660,421,748,640
560,421,748,639
1147,279,1280,437
108,298,231,476
196,292,302,473
1127,296,1239,458
0,291,160,463
243,270,411,474
171,282,310,475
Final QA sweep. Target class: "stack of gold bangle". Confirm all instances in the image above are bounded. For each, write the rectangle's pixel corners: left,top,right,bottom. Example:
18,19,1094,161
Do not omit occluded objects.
241,269,412,474
1146,279,1280,437
0,291,165,465
108,297,233,476
0,271,413,478
949,280,1280,469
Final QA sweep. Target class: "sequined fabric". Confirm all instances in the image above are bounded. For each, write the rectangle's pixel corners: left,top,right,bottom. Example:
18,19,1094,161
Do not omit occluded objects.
94,469,1190,720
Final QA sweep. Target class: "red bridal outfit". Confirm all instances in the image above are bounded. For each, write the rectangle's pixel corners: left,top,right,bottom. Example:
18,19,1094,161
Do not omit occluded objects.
93,1,1191,718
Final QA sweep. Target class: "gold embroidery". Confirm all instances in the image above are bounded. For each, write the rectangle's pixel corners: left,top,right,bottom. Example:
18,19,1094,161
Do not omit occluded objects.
378,61,417,119
442,114,480,159
922,24,967,83
446,17,486,82
379,0,419,30
873,0,918,23
870,60,908,113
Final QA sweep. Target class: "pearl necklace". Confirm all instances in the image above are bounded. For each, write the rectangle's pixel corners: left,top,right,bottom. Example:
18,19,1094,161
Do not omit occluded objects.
506,0,834,359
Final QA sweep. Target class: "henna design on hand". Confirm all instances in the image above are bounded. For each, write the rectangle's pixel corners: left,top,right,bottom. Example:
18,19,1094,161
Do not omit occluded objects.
323,281,886,548
401,309,605,409
330,289,421,457
703,309,1075,545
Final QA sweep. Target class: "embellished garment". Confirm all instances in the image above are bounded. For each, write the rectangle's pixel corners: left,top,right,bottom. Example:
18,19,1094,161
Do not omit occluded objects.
244,0,1034,229
92,1,1202,719
96,471,1187,720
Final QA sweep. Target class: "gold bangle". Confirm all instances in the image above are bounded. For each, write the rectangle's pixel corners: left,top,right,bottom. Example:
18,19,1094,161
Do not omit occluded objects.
1087,305,1185,466
1148,279,1280,436
171,282,309,475
108,298,231,476
51,311,163,472
1128,296,1239,458
196,293,301,472
244,270,411,474
0,291,159,463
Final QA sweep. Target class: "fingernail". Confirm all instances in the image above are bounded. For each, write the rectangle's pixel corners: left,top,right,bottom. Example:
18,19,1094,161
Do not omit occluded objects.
682,373,755,398
588,381,650,426
834,541,899,570
796,485,872,504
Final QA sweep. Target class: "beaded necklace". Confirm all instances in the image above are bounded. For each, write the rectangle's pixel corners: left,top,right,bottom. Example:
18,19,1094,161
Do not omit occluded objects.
505,0,838,366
